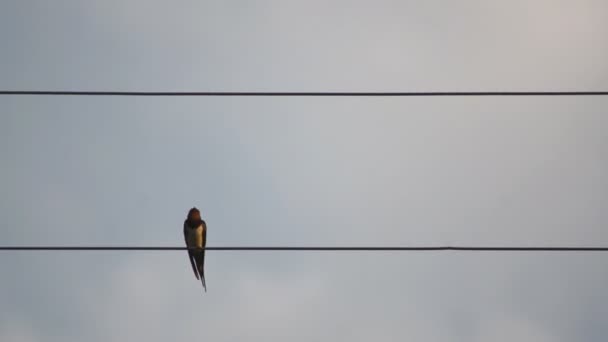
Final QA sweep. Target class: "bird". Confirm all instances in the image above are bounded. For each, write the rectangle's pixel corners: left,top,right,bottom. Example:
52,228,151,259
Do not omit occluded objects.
183,207,207,291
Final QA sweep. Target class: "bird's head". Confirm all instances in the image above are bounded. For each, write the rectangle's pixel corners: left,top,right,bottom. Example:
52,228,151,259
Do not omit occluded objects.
187,207,201,221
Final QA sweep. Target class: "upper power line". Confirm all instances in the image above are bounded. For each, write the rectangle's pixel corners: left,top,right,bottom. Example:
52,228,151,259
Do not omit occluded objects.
1,246,608,251
1,91,608,96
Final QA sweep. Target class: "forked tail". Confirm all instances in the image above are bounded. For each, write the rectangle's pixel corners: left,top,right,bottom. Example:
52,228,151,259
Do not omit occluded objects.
200,272,207,292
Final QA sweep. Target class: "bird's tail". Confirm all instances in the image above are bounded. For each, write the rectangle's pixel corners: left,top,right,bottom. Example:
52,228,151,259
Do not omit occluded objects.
200,271,207,292
196,252,207,292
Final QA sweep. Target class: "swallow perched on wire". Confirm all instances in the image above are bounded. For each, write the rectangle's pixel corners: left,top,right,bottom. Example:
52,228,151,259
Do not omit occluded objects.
184,207,207,291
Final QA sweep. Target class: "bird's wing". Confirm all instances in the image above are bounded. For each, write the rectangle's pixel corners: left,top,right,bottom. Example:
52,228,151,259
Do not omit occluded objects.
184,223,200,280
199,221,207,291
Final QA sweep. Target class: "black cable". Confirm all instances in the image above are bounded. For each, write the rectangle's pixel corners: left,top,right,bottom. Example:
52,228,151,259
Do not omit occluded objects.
1,91,608,96
1,246,607,251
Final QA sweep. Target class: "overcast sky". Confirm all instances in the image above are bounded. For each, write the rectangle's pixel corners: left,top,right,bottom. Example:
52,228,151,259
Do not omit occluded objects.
1,1,608,341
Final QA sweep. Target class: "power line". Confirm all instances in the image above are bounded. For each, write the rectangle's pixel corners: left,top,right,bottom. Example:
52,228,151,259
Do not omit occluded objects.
1,91,608,96
1,246,608,251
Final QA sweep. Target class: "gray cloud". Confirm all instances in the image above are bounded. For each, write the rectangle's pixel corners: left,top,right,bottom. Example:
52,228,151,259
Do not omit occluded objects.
1,1,607,341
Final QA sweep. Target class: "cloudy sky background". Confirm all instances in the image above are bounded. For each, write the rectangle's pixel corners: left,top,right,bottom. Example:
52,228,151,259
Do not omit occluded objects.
1,1,607,341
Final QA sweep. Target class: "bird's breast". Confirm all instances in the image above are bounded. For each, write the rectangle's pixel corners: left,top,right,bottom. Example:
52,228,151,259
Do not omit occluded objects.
187,225,204,248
